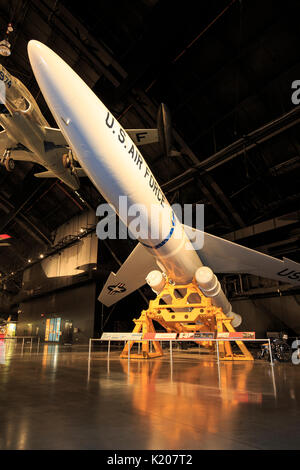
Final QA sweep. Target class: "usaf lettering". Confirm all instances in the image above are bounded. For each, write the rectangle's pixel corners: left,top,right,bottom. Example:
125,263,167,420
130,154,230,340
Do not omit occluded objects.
277,268,300,281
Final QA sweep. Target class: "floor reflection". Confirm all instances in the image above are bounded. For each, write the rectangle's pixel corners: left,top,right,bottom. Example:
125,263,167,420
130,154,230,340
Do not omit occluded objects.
1,346,299,450
0,339,5,364
0,339,18,366
42,344,59,370
116,356,265,446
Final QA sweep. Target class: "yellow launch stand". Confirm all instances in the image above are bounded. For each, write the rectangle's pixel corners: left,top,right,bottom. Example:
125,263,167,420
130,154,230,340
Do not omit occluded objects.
121,278,253,361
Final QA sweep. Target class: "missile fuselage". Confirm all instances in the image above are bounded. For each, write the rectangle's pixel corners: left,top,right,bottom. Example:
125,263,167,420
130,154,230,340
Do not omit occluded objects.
28,40,204,284
27,40,241,324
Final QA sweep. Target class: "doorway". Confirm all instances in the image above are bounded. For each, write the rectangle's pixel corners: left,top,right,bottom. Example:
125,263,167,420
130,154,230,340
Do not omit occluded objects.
63,321,73,345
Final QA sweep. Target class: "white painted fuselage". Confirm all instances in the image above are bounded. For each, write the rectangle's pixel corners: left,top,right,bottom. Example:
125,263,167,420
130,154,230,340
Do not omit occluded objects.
27,40,203,284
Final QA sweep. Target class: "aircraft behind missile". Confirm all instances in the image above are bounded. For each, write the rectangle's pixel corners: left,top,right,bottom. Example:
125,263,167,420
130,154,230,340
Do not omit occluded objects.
0,62,84,189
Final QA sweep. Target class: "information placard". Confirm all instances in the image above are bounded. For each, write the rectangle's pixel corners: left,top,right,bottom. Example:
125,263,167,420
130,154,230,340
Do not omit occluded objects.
178,332,215,340
101,332,143,341
143,332,177,340
217,332,255,339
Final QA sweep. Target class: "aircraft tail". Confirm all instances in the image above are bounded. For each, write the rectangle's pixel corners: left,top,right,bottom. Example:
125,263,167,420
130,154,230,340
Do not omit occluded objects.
126,103,177,156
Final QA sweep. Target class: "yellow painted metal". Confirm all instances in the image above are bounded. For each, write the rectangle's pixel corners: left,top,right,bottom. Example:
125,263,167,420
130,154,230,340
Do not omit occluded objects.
121,278,253,361
120,311,163,359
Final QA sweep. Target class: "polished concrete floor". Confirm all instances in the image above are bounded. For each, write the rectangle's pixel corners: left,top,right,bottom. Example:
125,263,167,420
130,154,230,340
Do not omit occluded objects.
0,339,300,449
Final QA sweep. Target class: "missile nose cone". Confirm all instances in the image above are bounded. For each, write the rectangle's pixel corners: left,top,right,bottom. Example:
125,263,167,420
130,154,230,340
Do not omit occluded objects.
27,40,70,127
28,40,53,74
28,40,59,95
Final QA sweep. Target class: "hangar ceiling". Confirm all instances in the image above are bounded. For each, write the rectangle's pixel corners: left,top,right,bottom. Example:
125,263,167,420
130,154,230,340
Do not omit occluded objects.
0,0,300,302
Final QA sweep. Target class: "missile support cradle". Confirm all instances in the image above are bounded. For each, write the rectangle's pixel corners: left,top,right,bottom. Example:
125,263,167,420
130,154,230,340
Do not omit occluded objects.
120,277,253,361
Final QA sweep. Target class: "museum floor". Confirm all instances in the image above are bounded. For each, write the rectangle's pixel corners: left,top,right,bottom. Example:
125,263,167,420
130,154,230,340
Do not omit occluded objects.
0,340,299,450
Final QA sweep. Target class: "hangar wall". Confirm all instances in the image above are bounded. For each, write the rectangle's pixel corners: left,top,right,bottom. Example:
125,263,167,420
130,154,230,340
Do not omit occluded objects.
17,210,98,343
23,210,98,288
18,282,96,344
232,295,300,337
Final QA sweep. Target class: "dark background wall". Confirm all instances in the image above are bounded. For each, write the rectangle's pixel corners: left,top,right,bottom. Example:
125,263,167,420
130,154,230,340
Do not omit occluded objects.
17,281,96,344
232,294,300,338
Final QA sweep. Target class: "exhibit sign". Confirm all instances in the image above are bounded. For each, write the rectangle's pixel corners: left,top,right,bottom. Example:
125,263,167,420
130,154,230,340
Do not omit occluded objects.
217,332,256,339
143,332,177,340
178,332,215,340
101,332,143,341
0,324,6,338
45,318,50,342
6,323,16,337
45,317,62,342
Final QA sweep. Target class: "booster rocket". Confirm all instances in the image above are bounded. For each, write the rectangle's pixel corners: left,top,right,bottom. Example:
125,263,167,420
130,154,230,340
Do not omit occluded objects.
28,40,300,327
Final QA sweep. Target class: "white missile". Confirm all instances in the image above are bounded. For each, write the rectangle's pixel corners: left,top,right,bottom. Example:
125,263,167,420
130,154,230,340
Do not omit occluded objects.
27,40,202,284
28,40,300,325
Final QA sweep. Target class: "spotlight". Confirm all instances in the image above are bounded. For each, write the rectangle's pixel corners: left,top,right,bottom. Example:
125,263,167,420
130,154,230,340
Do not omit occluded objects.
0,39,11,56
39,254,44,259
0,23,13,57
28,259,32,263
80,228,84,233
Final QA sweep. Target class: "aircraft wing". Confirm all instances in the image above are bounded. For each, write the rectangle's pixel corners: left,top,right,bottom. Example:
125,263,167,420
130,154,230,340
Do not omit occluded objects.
10,149,35,161
126,129,159,146
44,126,68,146
73,167,86,177
98,242,158,306
183,224,300,285
0,130,11,154
34,170,58,178
0,130,33,161
34,167,86,178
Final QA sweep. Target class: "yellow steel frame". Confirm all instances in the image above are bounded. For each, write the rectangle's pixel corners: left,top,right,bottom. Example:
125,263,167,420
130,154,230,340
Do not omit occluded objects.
120,278,253,361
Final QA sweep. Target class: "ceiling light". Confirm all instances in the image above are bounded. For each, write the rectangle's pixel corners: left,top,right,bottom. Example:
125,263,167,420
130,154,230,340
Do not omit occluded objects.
0,39,11,56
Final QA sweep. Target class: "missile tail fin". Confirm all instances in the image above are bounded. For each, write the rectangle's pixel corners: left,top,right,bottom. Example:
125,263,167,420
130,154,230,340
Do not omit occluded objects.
183,224,300,286
98,243,158,306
